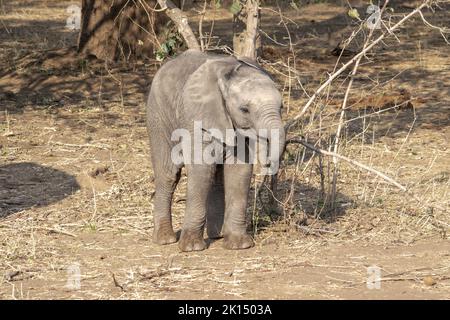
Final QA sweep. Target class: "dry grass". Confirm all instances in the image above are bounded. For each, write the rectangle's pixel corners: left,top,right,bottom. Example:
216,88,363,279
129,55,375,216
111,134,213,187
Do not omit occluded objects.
0,0,449,299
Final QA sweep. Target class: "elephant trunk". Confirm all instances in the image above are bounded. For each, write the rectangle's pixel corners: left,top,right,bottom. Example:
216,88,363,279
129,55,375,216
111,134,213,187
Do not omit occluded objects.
255,111,285,175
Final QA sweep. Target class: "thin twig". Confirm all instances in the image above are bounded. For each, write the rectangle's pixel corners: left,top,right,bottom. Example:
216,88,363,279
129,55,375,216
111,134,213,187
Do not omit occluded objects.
287,137,407,191
330,1,389,207
286,137,449,214
285,0,433,131
198,0,208,51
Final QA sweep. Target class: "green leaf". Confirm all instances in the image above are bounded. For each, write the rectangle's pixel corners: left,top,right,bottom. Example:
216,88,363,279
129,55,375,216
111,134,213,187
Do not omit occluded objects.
156,44,169,62
229,1,242,15
348,8,360,20
161,43,169,54
290,1,299,11
167,38,176,48
156,51,165,62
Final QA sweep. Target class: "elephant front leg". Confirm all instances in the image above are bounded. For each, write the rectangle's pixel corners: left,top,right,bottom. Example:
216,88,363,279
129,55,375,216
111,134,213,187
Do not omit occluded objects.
222,163,254,250
179,164,215,252
152,170,180,245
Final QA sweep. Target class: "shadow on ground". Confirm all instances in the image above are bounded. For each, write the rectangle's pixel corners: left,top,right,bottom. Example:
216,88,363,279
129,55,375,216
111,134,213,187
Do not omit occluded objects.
248,173,353,234
0,162,80,217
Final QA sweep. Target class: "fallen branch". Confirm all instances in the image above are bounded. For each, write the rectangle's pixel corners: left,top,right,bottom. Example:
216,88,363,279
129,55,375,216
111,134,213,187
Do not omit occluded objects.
286,136,449,215
4,270,34,282
50,142,110,150
111,272,126,291
39,226,78,238
286,137,407,191
347,275,450,287
138,269,170,281
296,225,339,235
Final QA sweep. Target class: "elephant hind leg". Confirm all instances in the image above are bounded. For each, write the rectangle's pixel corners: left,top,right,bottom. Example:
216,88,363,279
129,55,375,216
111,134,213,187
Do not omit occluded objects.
206,165,225,239
152,166,181,245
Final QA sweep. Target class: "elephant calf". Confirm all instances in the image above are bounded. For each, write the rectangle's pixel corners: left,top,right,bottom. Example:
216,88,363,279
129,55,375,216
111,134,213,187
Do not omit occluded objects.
146,49,285,252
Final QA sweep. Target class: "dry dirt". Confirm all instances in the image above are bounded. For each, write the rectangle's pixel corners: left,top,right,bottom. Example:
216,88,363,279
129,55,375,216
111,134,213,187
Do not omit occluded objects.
0,0,449,299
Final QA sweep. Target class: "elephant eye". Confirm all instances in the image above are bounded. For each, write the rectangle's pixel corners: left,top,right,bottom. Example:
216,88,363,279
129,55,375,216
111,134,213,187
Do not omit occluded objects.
240,106,250,114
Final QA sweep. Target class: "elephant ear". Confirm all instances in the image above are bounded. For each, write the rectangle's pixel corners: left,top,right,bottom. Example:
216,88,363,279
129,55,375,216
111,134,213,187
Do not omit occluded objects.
182,57,240,145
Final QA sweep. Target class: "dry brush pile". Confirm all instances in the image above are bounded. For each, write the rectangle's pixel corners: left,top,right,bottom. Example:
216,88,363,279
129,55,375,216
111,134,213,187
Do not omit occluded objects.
251,0,450,244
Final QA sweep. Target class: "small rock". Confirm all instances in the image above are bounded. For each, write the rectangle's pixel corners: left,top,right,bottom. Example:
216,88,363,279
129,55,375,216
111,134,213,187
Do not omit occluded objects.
423,276,436,286
5,270,21,281
88,165,109,178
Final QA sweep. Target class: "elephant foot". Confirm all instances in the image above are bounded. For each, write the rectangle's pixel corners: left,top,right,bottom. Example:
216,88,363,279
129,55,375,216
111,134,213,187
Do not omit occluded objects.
152,225,177,245
179,229,207,252
223,233,254,250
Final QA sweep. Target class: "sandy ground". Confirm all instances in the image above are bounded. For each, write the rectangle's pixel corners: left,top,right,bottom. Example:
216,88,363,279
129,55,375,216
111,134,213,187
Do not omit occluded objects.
0,0,449,299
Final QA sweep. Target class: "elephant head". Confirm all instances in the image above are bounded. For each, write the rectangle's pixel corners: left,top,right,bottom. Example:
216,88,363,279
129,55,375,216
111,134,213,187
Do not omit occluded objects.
182,56,285,173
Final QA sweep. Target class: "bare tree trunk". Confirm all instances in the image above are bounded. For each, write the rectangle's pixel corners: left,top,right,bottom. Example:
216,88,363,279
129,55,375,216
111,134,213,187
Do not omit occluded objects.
78,0,180,61
156,0,201,50
233,0,261,59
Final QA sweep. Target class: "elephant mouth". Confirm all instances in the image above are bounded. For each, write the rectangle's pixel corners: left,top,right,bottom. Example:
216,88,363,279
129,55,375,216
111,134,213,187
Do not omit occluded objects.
200,126,282,174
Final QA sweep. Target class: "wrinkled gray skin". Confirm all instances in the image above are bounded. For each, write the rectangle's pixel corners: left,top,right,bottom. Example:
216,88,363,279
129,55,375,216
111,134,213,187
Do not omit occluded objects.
147,49,285,252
